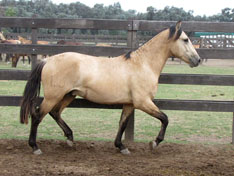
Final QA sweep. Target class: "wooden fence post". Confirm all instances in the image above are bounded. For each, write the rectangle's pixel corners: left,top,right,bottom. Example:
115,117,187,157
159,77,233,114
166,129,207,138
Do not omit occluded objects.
125,111,135,141
124,21,138,141
31,27,37,70
31,16,38,70
232,112,234,144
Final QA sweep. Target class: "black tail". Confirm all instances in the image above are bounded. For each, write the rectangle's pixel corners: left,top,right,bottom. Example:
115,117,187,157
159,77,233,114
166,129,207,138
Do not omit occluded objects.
20,61,46,124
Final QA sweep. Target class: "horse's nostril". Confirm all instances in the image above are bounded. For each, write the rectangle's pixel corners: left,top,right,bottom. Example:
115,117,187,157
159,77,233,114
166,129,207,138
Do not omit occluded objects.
197,57,203,63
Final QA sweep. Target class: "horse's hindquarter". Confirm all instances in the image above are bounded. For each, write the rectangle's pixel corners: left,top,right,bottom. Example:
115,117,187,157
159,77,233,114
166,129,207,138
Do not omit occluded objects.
41,53,81,101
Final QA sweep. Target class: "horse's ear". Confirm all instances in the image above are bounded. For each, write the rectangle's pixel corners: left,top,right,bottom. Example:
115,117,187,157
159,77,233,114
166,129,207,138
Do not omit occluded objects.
175,21,182,32
168,21,182,40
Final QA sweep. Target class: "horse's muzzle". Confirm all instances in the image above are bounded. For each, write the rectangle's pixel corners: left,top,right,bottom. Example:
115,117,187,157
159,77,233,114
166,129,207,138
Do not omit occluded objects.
189,56,201,67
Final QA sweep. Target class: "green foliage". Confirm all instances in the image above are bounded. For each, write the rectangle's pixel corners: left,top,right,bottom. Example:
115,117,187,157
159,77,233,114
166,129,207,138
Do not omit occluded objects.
5,7,17,16
0,0,233,22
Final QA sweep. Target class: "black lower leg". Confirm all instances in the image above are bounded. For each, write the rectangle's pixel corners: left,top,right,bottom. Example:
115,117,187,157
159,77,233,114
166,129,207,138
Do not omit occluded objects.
58,119,73,141
28,56,31,64
28,114,41,151
49,112,73,141
114,116,130,151
155,112,169,146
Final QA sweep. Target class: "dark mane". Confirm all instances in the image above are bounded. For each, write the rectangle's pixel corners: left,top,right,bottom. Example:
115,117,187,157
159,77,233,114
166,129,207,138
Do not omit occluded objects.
124,51,133,60
124,23,182,60
168,25,182,40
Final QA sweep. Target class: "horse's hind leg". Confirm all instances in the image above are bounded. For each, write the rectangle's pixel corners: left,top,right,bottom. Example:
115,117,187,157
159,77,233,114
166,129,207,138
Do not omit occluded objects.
49,92,76,146
29,99,57,155
137,99,168,150
29,110,40,154
22,56,25,64
114,104,134,154
28,55,31,65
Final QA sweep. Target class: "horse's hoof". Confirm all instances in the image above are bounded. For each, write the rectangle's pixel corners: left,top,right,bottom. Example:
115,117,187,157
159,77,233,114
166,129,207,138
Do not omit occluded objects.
149,141,157,150
66,139,74,147
120,148,131,155
33,149,42,155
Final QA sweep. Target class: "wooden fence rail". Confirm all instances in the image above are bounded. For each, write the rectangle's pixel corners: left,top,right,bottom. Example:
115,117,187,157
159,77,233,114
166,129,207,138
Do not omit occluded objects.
0,44,234,59
1,18,234,32
1,96,234,113
5,33,128,44
0,17,234,143
5,33,234,49
1,69,234,86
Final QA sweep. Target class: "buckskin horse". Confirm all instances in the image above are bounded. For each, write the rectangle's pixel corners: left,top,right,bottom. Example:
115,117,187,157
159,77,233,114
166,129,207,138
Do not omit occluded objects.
20,21,201,155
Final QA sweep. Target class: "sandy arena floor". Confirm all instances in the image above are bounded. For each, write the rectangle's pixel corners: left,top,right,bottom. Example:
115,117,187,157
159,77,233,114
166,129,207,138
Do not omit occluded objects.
0,139,233,176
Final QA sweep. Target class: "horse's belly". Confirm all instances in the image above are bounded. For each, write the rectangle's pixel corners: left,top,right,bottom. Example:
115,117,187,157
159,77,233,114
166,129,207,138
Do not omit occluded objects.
77,88,131,104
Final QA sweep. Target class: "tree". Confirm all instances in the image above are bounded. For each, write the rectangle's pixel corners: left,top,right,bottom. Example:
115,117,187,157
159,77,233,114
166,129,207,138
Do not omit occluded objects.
105,2,123,19
146,6,156,20
0,0,232,23
220,8,234,22
93,4,106,19
125,10,137,20
5,7,16,16
208,8,234,22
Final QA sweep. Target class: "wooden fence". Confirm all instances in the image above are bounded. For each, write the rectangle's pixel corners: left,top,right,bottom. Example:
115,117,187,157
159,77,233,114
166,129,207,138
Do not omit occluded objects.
0,17,234,143
4,33,128,46
5,33,234,48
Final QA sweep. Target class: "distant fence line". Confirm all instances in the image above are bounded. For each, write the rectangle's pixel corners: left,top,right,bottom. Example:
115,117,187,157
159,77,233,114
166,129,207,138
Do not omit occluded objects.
4,33,234,49
0,17,234,143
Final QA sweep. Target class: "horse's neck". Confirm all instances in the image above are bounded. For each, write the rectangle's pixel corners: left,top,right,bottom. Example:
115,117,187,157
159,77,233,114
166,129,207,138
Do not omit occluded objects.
133,30,170,76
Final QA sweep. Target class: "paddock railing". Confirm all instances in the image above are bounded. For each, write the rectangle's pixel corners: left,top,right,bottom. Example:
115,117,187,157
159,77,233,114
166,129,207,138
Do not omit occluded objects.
0,17,234,144
5,33,234,48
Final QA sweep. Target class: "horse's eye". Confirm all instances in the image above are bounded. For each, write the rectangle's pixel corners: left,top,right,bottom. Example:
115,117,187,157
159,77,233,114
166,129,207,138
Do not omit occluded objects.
183,39,189,43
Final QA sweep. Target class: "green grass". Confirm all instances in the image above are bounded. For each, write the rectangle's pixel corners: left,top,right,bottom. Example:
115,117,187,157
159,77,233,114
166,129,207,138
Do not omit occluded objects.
0,107,232,144
0,60,31,70
163,64,234,75
0,80,26,96
0,61,234,144
134,110,232,144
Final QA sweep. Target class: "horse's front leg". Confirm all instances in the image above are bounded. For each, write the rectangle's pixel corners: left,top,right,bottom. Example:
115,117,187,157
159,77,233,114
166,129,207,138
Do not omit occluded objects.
137,99,169,150
114,104,134,154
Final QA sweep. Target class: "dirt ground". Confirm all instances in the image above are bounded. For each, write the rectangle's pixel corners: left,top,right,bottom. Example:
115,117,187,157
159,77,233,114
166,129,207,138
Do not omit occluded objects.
0,139,233,176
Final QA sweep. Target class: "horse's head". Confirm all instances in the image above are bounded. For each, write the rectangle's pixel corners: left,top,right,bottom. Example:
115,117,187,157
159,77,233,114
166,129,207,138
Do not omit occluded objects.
168,21,201,67
0,32,6,41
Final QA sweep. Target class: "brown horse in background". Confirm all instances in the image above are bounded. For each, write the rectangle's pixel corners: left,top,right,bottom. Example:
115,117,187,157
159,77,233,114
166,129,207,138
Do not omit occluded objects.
0,32,21,44
20,21,201,155
18,36,49,45
0,32,23,67
18,36,50,61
